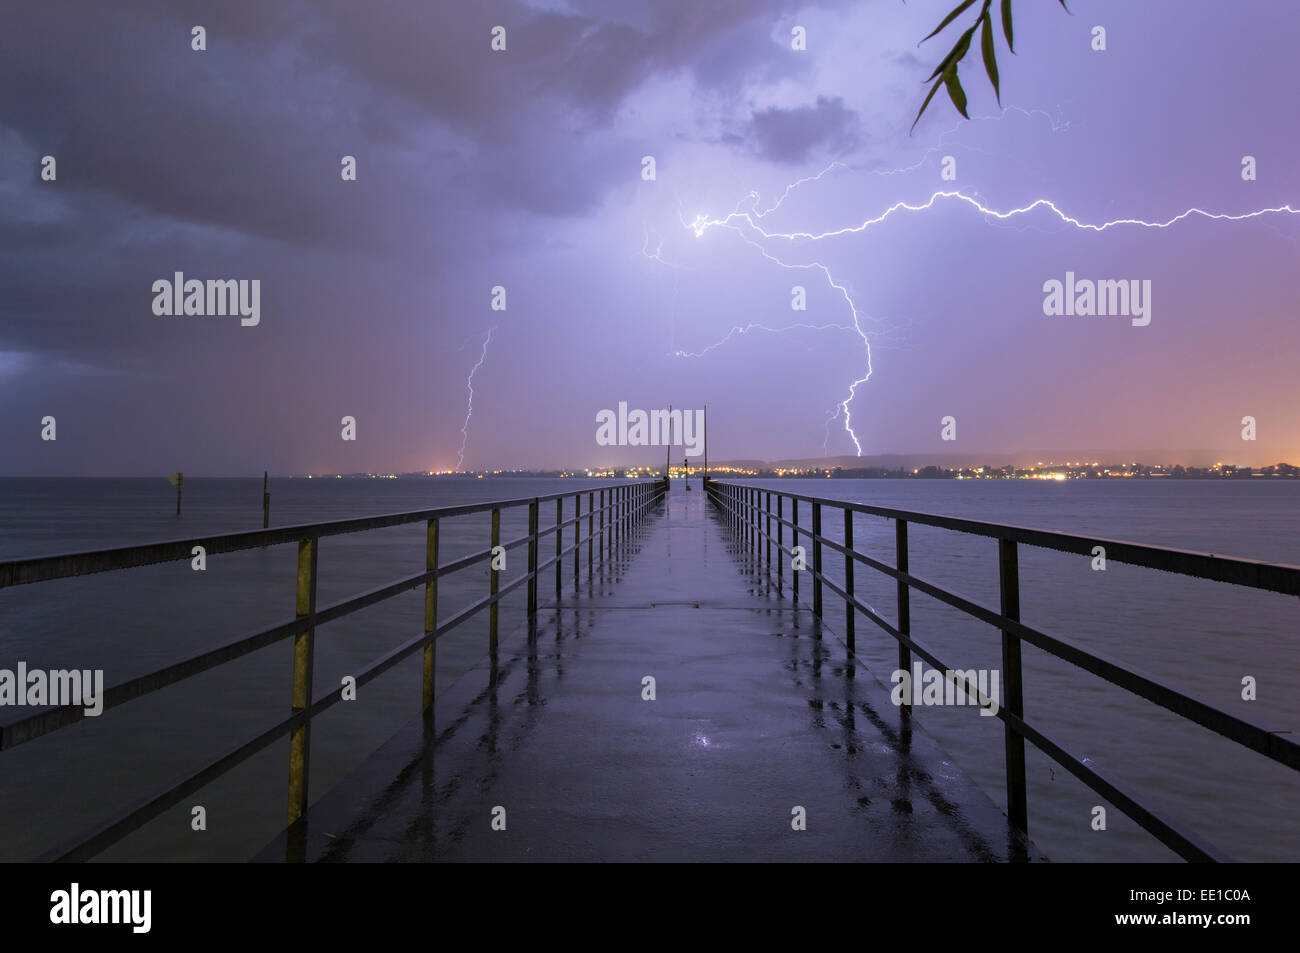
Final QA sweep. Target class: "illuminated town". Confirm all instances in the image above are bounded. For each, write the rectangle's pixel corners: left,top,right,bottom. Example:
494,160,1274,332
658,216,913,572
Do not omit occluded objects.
295,461,1300,480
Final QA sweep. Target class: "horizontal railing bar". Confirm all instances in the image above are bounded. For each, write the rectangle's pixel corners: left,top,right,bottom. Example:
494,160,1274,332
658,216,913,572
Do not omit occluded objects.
40,564,544,862
1002,708,1231,863
0,482,656,588
0,525,587,749
39,706,310,862
826,579,1230,861
889,567,1300,771
0,614,308,750
730,499,1300,773
711,481,1300,596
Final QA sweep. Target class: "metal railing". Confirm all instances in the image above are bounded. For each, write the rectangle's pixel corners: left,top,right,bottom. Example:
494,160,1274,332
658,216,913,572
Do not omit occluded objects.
0,479,665,861
706,478,1300,862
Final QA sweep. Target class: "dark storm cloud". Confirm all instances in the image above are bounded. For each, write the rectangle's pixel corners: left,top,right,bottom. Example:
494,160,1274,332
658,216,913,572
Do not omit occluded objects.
303,0,833,137
0,0,848,372
0,2,407,249
744,96,861,164
0,0,849,251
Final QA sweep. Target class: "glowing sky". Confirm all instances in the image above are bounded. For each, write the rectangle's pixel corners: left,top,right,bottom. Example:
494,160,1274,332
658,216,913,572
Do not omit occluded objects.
2,0,1298,475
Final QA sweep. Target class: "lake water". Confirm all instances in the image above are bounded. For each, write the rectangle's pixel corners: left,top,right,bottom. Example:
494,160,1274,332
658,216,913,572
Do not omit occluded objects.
1,476,1297,862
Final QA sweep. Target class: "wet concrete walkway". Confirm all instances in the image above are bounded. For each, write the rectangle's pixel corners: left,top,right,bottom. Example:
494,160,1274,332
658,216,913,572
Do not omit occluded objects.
257,487,1041,862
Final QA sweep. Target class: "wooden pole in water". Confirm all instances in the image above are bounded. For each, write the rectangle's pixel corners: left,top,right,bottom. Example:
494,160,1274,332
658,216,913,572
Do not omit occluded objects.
171,472,183,516
262,471,270,528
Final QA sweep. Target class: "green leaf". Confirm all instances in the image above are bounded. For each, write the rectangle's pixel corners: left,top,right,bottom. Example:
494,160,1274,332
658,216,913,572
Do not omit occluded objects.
911,78,945,133
1001,0,1015,53
926,25,976,82
944,68,969,119
920,0,978,44
980,13,999,104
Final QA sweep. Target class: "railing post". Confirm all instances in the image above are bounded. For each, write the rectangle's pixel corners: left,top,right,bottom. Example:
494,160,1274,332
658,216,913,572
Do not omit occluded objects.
777,495,784,594
766,491,772,571
423,518,439,710
744,487,750,549
527,500,538,615
555,497,563,600
287,537,318,826
599,489,605,562
792,499,800,603
844,508,855,652
896,520,911,687
573,494,580,591
1000,538,1028,834
750,488,757,552
489,507,500,653
587,491,594,576
812,501,823,617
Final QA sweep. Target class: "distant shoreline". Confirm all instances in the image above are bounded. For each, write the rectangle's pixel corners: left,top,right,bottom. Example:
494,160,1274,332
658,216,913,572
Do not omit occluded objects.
5,464,1299,482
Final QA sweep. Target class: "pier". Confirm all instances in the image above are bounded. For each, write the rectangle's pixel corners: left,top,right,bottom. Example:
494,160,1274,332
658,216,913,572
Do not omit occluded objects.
3,478,1299,862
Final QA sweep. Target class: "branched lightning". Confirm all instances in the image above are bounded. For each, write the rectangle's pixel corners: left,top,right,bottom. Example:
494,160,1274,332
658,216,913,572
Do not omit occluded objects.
682,184,1299,456
694,192,1300,243
669,320,853,359
644,104,1295,457
456,326,496,471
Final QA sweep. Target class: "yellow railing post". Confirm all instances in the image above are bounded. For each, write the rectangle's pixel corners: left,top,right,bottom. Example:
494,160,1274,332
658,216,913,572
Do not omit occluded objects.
287,537,318,825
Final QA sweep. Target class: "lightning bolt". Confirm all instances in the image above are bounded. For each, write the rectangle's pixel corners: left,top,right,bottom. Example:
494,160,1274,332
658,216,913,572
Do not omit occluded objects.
669,320,853,359
685,188,1300,456
456,326,495,471
649,108,1071,455
698,193,1300,243
680,201,879,454
644,102,1293,457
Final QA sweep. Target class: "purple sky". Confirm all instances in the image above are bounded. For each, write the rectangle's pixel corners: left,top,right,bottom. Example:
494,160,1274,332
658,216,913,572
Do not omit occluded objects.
2,0,1298,475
